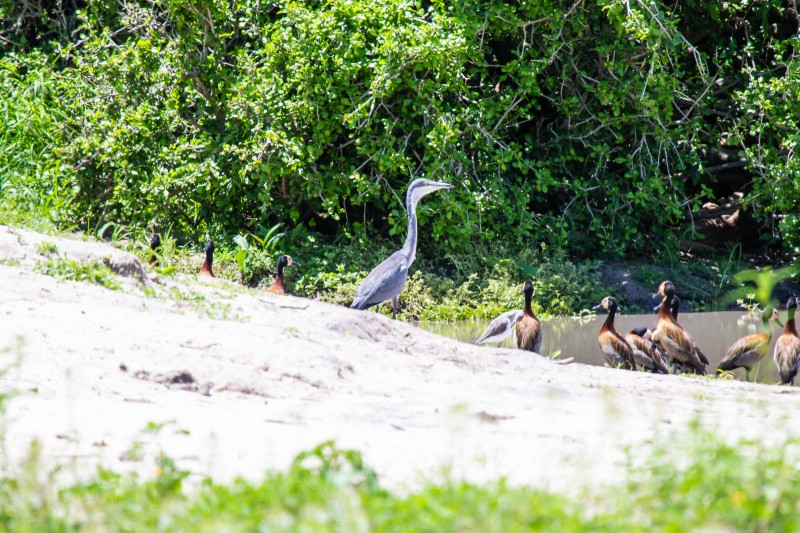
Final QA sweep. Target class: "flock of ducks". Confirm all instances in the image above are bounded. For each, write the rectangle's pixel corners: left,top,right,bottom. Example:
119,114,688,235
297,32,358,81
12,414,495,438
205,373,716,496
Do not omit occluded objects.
475,278,800,385
145,178,800,387
148,234,295,295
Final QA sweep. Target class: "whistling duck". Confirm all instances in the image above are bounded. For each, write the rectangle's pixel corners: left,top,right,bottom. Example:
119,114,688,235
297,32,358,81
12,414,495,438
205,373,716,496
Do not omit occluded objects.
266,255,295,295
652,293,682,318
474,310,524,345
199,240,214,278
651,281,706,375
149,234,161,267
351,178,453,319
515,280,542,352
626,327,670,374
671,295,709,367
774,296,800,385
718,306,780,381
592,296,636,370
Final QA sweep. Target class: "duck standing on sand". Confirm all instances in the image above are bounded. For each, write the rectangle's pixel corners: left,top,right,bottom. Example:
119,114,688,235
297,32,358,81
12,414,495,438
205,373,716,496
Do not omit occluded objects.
651,281,706,375
593,296,636,370
718,306,781,381
774,296,800,385
515,280,542,352
625,327,669,374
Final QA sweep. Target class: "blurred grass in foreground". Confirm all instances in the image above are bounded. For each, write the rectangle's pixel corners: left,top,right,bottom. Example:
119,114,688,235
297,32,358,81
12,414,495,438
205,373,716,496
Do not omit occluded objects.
1,422,799,532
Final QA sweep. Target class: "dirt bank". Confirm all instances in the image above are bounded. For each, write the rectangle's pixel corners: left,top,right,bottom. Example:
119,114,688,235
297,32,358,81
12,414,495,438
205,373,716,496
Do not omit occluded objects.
1,226,799,492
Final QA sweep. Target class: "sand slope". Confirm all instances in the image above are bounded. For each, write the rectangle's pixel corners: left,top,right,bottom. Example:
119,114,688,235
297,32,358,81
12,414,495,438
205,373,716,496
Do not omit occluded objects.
1,225,799,491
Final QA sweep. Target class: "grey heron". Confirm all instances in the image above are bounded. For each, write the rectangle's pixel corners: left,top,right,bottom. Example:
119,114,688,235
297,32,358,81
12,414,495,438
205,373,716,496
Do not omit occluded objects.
474,310,524,345
266,255,295,295
350,178,453,319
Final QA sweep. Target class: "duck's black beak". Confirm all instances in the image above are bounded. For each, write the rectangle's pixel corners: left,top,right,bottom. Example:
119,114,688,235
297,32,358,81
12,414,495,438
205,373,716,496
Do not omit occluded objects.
591,303,602,311
652,303,661,313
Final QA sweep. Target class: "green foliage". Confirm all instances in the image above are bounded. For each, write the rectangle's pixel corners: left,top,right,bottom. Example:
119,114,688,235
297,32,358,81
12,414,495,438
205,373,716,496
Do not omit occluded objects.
622,421,800,531
2,421,800,530
2,0,800,258
723,266,797,308
33,257,122,290
233,223,285,281
276,233,604,319
34,240,58,256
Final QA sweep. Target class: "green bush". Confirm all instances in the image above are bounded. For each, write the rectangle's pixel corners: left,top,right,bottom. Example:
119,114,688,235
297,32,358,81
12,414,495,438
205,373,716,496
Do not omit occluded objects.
2,0,799,259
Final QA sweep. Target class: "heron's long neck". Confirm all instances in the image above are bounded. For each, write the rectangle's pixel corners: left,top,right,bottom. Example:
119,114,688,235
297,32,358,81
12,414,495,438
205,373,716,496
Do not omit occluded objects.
401,203,418,265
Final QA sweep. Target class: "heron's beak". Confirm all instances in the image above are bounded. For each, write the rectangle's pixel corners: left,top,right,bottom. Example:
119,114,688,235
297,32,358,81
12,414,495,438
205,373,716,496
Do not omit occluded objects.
776,317,785,328
432,181,454,189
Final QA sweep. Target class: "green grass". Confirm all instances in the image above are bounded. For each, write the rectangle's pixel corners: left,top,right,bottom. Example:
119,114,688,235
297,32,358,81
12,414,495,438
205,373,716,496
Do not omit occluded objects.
2,423,800,531
33,257,123,291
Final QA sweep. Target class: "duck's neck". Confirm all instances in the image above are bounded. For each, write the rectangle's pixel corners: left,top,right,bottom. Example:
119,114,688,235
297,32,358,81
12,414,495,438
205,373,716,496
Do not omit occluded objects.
602,305,617,334
658,298,673,323
276,261,285,280
523,290,534,317
401,202,418,265
785,308,798,336
202,250,213,274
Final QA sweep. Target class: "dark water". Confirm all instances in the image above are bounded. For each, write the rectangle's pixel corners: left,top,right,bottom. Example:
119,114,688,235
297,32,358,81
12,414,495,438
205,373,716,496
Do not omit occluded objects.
420,311,787,383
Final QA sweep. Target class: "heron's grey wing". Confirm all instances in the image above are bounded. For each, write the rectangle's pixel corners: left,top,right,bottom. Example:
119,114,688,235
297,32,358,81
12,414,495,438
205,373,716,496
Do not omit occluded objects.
474,310,522,344
351,251,409,309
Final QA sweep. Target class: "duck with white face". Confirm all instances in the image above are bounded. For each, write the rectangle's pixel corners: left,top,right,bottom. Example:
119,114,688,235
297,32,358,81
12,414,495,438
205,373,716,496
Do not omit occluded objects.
266,255,296,295
592,296,636,371
651,281,707,375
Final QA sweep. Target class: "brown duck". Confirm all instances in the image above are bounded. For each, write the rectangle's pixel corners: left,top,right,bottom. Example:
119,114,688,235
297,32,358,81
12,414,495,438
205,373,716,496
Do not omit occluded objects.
593,296,636,370
515,280,542,352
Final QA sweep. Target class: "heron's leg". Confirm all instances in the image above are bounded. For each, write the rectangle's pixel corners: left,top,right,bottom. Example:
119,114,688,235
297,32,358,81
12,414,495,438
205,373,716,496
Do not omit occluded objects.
745,367,751,382
391,296,398,320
